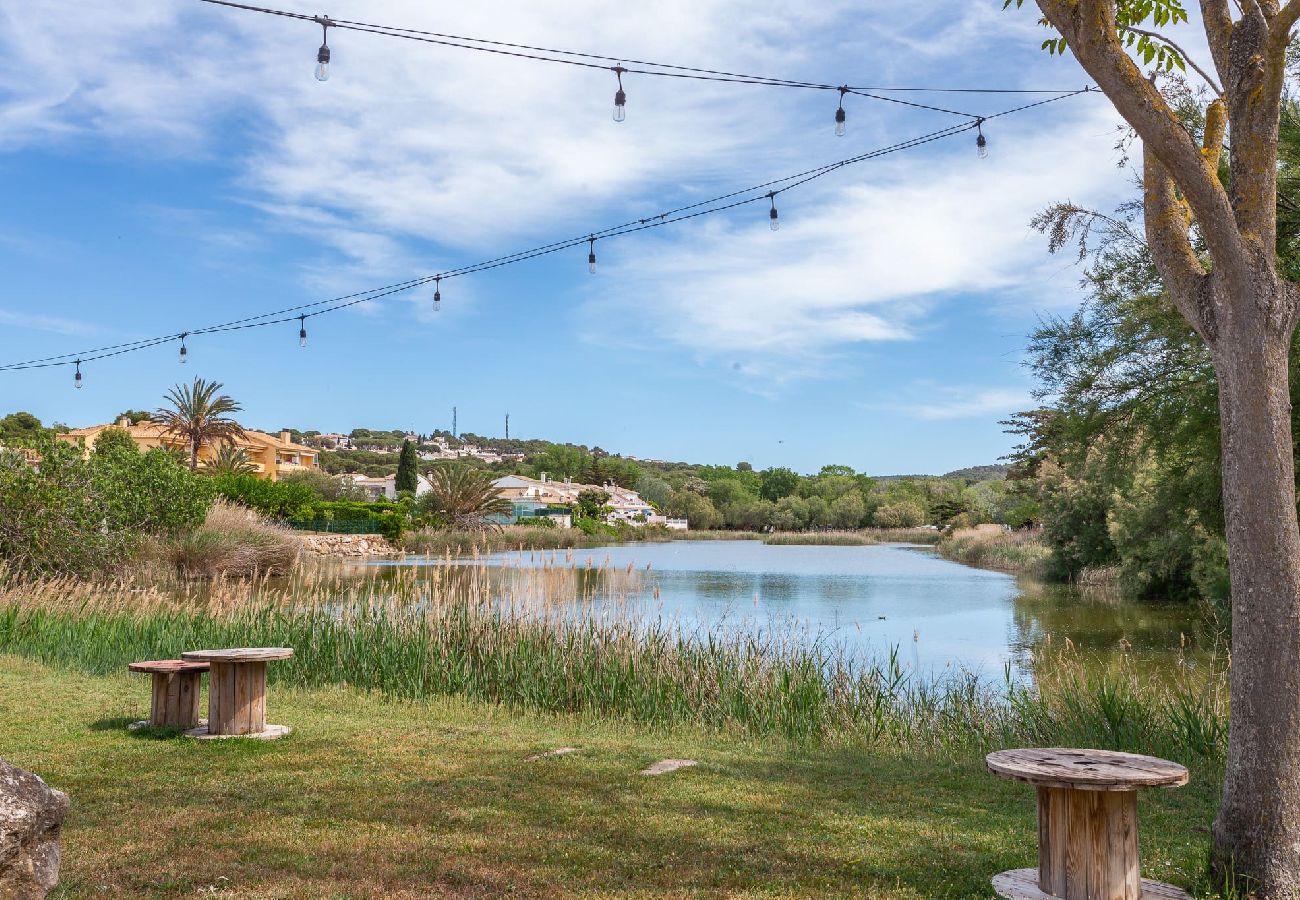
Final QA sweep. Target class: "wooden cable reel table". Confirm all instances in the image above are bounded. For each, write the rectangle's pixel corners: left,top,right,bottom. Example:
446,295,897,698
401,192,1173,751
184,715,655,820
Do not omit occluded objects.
180,648,294,740
986,748,1191,900
127,659,210,730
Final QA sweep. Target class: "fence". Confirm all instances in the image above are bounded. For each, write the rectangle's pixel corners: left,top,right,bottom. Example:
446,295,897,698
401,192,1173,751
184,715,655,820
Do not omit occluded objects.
284,519,387,535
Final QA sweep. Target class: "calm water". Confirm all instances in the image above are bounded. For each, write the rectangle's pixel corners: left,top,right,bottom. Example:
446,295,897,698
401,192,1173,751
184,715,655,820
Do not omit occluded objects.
365,540,1214,681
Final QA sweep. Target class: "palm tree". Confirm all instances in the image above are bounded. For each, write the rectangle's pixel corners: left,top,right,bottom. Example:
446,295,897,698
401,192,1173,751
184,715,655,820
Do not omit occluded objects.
422,464,512,530
204,443,258,476
153,378,247,471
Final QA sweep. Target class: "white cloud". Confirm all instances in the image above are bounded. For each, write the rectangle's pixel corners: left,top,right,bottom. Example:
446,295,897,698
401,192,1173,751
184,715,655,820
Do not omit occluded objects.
582,99,1127,379
0,308,97,337
907,387,1034,421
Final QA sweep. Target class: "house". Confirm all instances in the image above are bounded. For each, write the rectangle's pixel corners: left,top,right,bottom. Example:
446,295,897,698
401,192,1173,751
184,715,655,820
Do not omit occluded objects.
57,418,318,481
490,474,679,528
339,472,432,501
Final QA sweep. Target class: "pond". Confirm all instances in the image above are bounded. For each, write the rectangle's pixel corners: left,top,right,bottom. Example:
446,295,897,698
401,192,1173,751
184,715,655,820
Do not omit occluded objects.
363,540,1216,683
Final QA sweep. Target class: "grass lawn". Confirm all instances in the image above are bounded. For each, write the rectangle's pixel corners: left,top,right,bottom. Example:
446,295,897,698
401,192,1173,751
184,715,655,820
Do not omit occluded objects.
0,654,1220,899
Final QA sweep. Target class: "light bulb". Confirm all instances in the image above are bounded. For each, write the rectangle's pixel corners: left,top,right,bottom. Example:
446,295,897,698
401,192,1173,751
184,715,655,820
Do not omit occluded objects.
179,336,188,364
976,124,988,159
769,206,779,232
433,279,441,312
588,252,597,274
299,318,308,348
613,89,626,123
315,44,330,81
74,362,83,389
835,106,846,137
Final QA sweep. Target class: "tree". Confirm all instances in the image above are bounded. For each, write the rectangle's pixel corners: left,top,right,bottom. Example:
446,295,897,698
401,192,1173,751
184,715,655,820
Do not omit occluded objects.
204,443,259,477
575,489,612,522
113,409,152,425
872,501,925,529
759,466,800,501
1019,0,1300,888
420,464,512,530
830,492,866,529
0,411,49,446
153,378,247,471
395,439,418,494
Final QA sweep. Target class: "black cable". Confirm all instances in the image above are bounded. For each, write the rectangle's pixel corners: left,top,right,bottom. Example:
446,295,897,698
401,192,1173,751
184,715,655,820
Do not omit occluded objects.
0,89,1089,373
198,0,1086,102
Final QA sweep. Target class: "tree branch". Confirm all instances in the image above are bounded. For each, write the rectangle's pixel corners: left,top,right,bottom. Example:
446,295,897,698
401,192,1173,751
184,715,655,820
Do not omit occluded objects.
1142,143,1215,339
1036,0,1245,276
1199,0,1235,77
1123,25,1225,95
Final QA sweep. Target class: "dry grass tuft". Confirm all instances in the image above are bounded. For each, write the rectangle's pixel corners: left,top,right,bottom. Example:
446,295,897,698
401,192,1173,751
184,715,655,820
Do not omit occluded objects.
167,499,301,578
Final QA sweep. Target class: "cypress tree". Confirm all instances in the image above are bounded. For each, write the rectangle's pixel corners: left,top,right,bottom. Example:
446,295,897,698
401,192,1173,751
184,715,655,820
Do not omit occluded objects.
395,439,418,495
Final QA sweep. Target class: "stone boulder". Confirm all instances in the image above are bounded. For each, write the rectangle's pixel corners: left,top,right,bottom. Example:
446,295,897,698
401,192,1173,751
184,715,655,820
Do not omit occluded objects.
0,759,68,899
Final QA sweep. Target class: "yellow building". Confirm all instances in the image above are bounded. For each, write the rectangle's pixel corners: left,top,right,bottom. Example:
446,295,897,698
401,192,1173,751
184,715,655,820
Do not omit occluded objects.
57,418,318,480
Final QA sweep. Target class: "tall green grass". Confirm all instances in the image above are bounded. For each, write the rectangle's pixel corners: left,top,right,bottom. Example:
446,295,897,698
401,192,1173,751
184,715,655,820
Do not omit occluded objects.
937,529,1053,577
0,566,1227,761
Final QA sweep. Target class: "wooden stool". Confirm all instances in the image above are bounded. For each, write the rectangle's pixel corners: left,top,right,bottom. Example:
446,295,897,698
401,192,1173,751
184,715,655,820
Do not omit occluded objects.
127,659,210,730
987,748,1190,900
180,648,294,740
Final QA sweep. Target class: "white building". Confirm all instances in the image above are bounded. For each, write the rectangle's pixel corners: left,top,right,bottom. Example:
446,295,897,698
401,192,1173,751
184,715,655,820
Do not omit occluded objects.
339,472,432,501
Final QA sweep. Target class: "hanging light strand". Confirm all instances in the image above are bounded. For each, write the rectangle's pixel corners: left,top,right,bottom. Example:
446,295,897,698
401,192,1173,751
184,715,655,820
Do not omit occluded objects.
200,0,1086,103
2,89,1089,376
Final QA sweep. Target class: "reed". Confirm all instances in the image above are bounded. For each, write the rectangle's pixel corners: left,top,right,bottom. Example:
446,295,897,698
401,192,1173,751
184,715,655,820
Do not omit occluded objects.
937,529,1052,576
398,524,677,555
763,529,940,546
0,562,1227,760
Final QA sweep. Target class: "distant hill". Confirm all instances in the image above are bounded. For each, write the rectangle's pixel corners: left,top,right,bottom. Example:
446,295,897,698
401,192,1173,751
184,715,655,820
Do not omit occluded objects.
873,464,1008,482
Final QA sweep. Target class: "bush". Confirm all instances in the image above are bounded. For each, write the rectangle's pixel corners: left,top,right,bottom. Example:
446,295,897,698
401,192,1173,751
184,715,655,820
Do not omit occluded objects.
212,473,316,519
281,469,367,501
0,438,212,577
291,499,413,541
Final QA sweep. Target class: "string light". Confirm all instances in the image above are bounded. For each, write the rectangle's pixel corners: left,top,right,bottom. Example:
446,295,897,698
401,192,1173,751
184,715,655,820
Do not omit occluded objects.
835,86,847,137
976,119,988,159
433,276,441,312
314,16,332,81
202,0,1085,103
612,66,627,123
0,89,1091,378
298,315,308,347
588,236,598,273
178,333,189,364
74,360,83,389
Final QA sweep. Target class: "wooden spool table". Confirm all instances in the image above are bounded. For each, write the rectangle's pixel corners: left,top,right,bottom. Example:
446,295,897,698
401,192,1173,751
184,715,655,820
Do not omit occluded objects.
127,659,210,730
987,748,1190,900
180,648,294,740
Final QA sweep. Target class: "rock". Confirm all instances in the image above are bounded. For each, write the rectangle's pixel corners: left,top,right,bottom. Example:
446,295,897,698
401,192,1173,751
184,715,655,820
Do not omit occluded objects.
525,747,579,761
0,759,69,899
639,758,697,776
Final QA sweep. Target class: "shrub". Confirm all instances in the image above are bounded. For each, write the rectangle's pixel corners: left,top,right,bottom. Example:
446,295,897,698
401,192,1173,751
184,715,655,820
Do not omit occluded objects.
212,473,316,519
0,438,211,577
168,500,300,578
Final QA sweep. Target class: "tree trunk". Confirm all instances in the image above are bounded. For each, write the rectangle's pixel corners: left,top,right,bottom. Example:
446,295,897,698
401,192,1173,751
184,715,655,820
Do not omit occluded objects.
191,436,199,472
1211,276,1300,896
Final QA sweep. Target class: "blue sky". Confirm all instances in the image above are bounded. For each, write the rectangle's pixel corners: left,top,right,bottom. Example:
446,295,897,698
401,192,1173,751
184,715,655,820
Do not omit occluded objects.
0,1,1154,474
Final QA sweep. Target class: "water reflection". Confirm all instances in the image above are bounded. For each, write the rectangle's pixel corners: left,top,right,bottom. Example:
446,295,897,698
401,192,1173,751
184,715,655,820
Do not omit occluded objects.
358,540,1215,684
